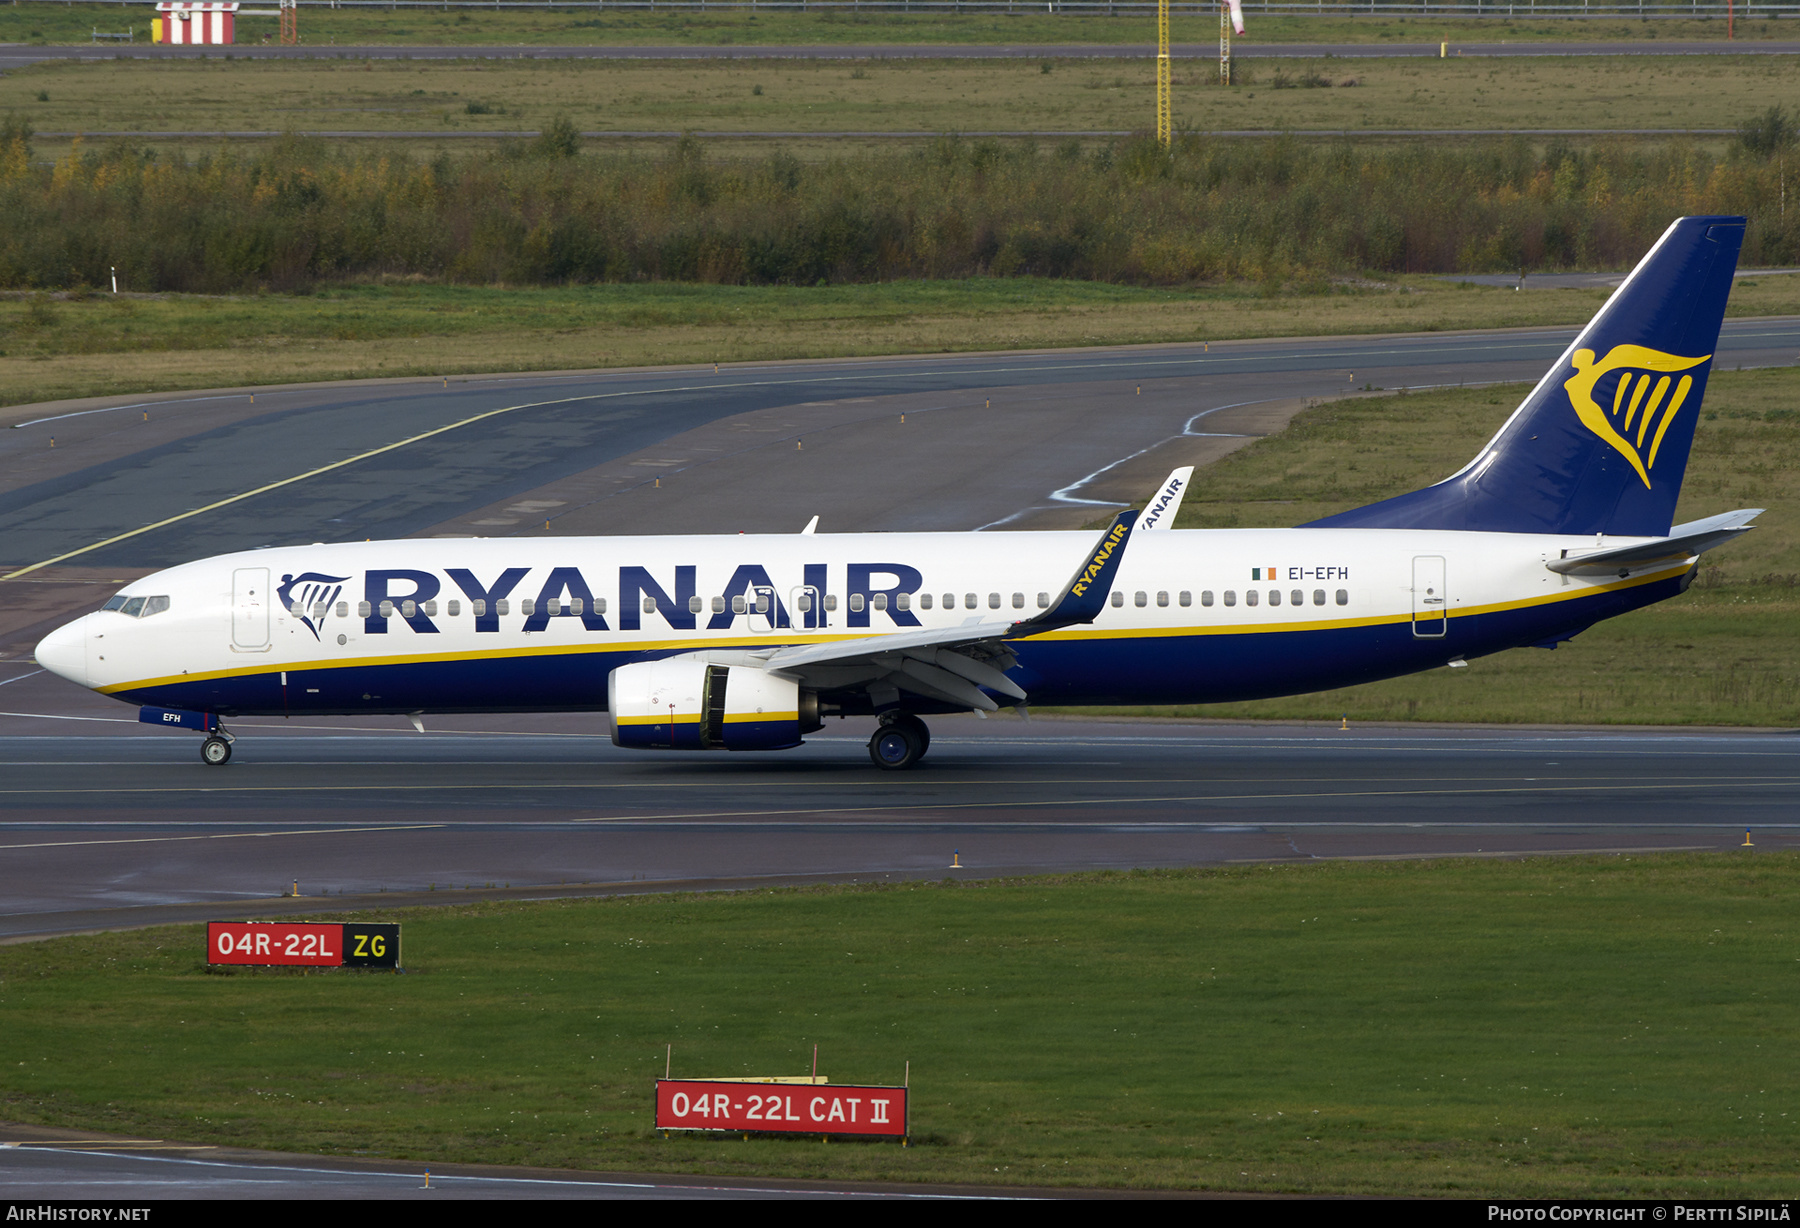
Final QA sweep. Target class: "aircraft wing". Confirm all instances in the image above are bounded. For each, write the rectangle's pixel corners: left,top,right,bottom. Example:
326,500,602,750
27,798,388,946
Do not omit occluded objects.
1546,508,1762,576
753,510,1142,711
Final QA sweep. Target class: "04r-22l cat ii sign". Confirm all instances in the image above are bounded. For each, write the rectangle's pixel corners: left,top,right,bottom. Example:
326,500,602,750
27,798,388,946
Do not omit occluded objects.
35,217,1758,771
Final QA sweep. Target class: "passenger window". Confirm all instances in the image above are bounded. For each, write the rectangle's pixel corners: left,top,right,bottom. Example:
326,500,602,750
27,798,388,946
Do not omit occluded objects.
1268,590,1280,607
1313,590,1326,606
1133,591,1147,608
102,595,128,612
944,594,956,609
1012,592,1024,609
378,600,395,618
797,593,813,613
919,593,932,610
570,598,585,616
825,595,838,612
401,600,417,618
337,602,349,619
687,595,703,614
471,599,486,617
712,596,725,614
850,594,865,612
988,593,1000,609
1179,591,1192,607
1336,589,1349,606
964,593,977,609
1156,591,1169,608
495,599,510,616
732,595,747,614
642,596,656,614
1222,591,1235,607
521,599,536,617
897,592,911,611
1110,591,1124,608
1291,590,1303,607
594,598,607,614
447,600,461,617
1200,591,1213,607
871,593,888,611
1246,591,1259,607
1038,592,1050,609
359,601,372,618
424,600,438,617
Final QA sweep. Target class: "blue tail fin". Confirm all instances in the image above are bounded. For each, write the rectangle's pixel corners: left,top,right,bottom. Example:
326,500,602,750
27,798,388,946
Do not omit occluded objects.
1305,216,1744,537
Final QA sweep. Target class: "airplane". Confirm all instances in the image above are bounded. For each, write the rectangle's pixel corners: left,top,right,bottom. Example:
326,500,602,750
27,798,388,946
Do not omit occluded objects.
32,215,1759,771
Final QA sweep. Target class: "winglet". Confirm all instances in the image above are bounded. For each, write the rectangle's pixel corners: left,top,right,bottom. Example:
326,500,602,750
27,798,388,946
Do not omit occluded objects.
801,515,819,535
1137,466,1194,531
1010,509,1140,636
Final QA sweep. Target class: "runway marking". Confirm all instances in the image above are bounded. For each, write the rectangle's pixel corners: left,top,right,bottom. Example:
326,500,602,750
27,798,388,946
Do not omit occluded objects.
10,392,253,430
566,777,1800,822
0,772,1790,800
0,823,442,850
0,671,44,688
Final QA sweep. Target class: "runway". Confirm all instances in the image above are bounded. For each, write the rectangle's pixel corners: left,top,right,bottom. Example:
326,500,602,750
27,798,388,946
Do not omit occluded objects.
1,319,1798,942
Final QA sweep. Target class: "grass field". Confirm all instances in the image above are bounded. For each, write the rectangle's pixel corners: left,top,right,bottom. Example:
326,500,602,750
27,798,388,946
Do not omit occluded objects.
5,52,1795,150
4,275,1796,413
3,856,1797,1195
0,3,1787,47
1103,363,1800,728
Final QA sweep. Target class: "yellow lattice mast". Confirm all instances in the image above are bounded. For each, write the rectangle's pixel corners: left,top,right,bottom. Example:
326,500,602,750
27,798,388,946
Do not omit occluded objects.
1156,0,1172,148
1219,1,1232,86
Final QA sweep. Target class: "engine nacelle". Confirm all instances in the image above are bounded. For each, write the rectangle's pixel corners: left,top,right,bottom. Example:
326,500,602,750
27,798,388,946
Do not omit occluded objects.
608,659,818,751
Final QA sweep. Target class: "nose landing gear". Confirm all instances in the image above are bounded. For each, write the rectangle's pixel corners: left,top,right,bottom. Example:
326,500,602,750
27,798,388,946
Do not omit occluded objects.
868,712,930,771
200,729,234,766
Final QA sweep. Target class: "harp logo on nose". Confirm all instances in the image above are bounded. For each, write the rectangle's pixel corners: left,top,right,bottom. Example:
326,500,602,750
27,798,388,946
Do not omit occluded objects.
1563,345,1712,489
276,572,350,641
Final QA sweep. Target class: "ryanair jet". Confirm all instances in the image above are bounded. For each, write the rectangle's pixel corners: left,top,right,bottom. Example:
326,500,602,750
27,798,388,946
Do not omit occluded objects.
34,216,1760,770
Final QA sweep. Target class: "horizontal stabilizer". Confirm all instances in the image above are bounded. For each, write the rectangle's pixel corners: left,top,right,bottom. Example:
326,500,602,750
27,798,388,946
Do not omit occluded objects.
1548,508,1762,576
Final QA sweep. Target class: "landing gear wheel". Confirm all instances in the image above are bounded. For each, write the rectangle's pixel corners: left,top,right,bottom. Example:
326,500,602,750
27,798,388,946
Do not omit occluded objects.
868,721,926,771
201,736,232,766
879,711,930,759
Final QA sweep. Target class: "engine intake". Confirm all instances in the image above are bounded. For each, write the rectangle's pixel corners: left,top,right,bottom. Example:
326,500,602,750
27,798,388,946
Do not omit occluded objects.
609,659,818,751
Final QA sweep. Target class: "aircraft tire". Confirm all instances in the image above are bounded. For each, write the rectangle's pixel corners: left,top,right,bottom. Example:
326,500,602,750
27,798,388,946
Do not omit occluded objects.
879,711,931,759
201,736,232,766
868,722,924,771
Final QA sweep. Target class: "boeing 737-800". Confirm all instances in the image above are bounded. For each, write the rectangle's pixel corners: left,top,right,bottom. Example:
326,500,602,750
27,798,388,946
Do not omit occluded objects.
33,215,1760,770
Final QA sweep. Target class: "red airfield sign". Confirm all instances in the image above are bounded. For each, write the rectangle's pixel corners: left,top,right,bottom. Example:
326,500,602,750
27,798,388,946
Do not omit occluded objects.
655,1080,907,1138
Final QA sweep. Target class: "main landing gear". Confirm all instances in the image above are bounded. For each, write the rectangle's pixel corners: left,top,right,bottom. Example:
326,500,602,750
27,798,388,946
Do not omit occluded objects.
868,712,931,771
200,728,235,766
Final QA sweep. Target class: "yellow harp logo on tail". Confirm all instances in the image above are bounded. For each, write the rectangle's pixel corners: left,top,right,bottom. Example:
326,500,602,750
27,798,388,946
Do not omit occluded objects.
1563,345,1711,489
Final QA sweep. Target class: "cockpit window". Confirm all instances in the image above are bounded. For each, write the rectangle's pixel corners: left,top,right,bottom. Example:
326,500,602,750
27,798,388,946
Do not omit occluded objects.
104,595,170,618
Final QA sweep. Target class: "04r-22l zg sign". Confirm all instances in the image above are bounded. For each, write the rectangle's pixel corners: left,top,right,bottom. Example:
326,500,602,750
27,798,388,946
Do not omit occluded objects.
207,921,401,968
655,1080,907,1138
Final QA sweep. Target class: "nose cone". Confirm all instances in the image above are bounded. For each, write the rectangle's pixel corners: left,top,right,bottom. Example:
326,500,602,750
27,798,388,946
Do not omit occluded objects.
35,615,90,689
